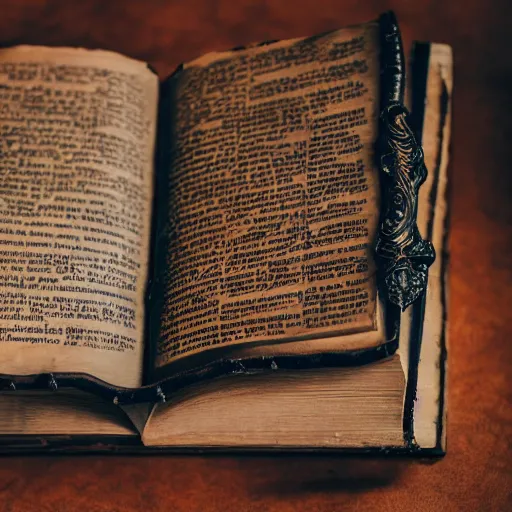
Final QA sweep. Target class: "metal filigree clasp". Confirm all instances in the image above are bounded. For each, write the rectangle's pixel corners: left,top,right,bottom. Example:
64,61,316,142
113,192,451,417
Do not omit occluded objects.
375,104,435,310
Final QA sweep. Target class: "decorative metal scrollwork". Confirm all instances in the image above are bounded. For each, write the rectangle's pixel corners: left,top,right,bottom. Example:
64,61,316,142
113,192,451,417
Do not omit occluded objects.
375,12,435,311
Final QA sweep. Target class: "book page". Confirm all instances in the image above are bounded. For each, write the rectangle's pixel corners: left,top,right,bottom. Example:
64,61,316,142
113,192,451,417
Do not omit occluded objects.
0,47,158,388
156,23,381,367
0,389,137,437
144,355,404,448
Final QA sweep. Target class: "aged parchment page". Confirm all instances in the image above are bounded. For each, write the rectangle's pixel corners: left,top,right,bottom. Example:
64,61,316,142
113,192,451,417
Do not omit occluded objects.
0,47,158,388
144,355,404,448
156,23,383,367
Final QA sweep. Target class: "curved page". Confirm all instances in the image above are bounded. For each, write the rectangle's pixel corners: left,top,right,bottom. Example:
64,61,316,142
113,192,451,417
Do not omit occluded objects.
0,47,158,388
155,22,383,370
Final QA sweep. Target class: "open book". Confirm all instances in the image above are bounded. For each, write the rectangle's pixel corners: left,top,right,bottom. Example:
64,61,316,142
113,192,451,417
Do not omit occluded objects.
0,12,451,453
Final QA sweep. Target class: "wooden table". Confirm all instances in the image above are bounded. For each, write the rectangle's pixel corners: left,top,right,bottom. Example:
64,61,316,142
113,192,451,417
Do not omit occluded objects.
0,1,510,510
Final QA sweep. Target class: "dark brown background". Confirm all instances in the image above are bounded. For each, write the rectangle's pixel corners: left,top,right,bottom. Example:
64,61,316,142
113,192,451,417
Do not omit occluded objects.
0,0,510,510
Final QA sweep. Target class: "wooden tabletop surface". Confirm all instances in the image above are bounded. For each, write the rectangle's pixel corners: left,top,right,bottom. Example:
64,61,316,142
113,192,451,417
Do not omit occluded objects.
0,1,511,510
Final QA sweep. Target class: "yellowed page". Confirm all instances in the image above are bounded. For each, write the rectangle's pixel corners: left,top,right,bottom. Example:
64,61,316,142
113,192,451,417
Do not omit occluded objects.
143,355,404,448
156,23,382,367
0,47,158,388
0,389,137,436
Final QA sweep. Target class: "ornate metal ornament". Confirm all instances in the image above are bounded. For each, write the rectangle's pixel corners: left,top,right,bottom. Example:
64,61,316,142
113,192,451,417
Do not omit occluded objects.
375,13,435,311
